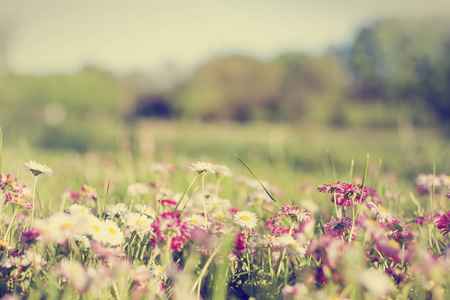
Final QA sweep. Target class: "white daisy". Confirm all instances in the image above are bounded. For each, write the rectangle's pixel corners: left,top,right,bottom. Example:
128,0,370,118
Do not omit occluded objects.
24,160,53,176
189,161,215,176
106,203,129,220
68,204,92,216
74,234,91,251
213,164,233,178
127,183,150,196
126,212,153,238
208,196,231,210
276,235,307,257
57,259,89,292
185,214,207,228
103,219,124,246
134,204,156,219
233,211,258,230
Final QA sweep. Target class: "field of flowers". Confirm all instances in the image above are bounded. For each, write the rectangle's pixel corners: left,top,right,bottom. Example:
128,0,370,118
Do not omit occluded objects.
1,124,450,300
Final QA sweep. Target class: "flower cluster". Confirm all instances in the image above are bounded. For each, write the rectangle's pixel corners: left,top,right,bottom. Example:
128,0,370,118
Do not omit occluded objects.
318,181,368,206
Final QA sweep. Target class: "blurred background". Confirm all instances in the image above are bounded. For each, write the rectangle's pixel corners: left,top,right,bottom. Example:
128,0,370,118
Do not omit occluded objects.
1,0,450,188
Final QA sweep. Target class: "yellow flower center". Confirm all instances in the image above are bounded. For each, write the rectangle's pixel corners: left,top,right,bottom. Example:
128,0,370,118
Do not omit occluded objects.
109,227,117,235
287,243,297,250
136,220,143,227
389,239,401,249
80,209,86,214
241,215,250,222
218,214,225,220
61,223,72,229
191,219,198,223
92,225,100,232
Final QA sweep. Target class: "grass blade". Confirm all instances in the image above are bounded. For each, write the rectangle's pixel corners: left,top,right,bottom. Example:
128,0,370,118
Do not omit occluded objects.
0,126,2,173
235,154,277,203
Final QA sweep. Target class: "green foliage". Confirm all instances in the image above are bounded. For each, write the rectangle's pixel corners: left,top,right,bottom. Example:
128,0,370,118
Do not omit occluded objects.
347,18,450,122
0,66,124,151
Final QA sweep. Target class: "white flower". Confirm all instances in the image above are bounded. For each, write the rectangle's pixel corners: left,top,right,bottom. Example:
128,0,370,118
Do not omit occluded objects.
34,212,87,244
68,204,92,216
57,259,89,292
276,235,307,257
208,196,231,211
74,234,91,251
127,183,150,196
23,251,46,269
185,214,207,228
189,161,215,176
24,160,53,176
103,219,124,246
213,165,233,178
233,211,258,230
106,203,129,220
359,268,393,297
134,204,156,219
126,212,153,238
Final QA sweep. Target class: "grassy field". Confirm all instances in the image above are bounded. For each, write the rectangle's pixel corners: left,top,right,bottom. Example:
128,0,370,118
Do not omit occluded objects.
1,121,450,299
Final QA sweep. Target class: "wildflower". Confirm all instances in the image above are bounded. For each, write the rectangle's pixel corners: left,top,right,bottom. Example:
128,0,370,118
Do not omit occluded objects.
55,258,89,292
366,202,394,224
324,217,353,239
24,160,53,176
134,203,156,219
126,212,153,238
149,162,177,174
279,204,312,223
213,164,233,178
68,203,91,216
189,161,215,176
106,203,129,220
81,184,97,201
74,234,91,251
185,214,207,228
387,217,411,242
233,210,258,230
150,262,168,281
435,212,450,236
151,212,190,252
22,251,46,270
102,219,124,246
317,181,343,194
276,234,307,257
359,268,392,298
127,183,150,196
34,212,87,244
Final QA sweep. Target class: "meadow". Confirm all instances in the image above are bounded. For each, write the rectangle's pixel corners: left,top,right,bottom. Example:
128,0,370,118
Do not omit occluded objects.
1,121,450,299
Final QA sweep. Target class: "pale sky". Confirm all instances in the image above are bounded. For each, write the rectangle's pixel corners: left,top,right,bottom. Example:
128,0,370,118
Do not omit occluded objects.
1,0,449,75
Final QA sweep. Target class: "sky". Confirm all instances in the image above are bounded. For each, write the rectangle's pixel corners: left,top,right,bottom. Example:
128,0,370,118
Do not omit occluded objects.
1,0,449,75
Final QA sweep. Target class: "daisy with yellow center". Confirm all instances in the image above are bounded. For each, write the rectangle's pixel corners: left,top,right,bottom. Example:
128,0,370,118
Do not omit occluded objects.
103,219,124,246
233,211,258,230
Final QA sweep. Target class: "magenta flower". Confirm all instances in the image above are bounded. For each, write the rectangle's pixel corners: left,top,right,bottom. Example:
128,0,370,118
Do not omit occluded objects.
387,217,411,242
317,181,343,194
151,212,190,252
435,212,450,236
324,217,354,240
279,204,312,223
318,182,368,207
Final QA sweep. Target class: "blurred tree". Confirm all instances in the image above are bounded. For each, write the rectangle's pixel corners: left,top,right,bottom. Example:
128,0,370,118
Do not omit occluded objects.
175,53,344,122
347,18,450,123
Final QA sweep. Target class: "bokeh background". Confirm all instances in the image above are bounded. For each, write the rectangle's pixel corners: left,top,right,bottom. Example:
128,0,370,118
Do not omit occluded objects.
1,0,450,190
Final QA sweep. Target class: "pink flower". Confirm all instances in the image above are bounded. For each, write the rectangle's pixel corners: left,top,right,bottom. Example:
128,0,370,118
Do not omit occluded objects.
324,217,355,240
435,212,450,236
386,217,411,242
151,212,190,252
